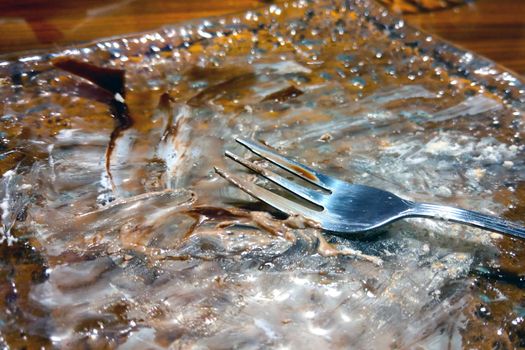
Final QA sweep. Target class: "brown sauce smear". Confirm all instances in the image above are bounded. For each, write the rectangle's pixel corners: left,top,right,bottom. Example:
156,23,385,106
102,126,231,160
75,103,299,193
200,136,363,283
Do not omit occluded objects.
261,85,303,102
187,72,256,107
52,57,126,96
53,57,135,191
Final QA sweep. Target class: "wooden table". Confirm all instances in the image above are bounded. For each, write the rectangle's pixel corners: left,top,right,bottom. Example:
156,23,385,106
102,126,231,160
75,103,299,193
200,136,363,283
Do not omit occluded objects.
1,0,524,76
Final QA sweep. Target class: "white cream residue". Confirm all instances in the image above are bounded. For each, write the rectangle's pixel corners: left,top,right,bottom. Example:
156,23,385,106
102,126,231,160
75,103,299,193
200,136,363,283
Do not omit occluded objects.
0,170,17,245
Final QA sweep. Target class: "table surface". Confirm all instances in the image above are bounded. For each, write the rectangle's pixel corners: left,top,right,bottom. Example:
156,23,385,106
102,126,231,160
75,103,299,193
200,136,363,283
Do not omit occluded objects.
0,0,524,76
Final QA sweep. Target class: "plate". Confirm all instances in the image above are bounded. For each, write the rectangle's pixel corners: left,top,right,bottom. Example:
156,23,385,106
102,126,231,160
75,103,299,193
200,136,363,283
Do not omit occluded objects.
1,0,524,348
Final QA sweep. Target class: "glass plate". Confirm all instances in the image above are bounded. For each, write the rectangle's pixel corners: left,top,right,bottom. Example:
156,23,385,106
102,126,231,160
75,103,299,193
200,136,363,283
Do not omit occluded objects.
1,0,524,348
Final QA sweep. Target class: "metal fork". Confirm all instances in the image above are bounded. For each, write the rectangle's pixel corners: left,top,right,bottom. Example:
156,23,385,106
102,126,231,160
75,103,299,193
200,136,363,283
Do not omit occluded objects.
215,138,525,239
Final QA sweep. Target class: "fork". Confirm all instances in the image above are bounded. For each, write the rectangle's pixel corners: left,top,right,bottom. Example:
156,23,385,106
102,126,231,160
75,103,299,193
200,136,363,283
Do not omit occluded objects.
214,138,525,239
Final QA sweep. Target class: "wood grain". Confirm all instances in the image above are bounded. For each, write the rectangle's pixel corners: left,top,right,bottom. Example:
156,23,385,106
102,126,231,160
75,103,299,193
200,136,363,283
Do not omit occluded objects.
404,0,525,76
0,0,267,54
0,0,524,76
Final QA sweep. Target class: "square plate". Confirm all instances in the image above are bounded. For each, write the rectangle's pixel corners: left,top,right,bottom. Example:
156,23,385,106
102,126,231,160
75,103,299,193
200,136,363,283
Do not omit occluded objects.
1,0,524,348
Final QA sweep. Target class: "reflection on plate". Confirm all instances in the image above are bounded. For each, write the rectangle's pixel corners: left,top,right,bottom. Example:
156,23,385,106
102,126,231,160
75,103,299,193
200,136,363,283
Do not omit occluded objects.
377,0,473,13
0,0,524,348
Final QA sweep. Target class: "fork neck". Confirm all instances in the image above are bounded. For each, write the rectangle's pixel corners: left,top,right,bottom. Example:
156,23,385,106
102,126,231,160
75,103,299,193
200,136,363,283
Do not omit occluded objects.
407,202,466,219
406,202,525,240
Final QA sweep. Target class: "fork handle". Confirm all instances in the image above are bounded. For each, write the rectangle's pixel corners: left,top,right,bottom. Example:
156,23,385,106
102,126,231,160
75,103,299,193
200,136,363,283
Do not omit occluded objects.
408,202,525,240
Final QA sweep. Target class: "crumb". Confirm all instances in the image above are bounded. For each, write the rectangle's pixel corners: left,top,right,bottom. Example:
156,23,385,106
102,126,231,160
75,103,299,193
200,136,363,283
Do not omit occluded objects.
465,168,486,181
378,138,391,149
318,133,333,142
313,230,383,266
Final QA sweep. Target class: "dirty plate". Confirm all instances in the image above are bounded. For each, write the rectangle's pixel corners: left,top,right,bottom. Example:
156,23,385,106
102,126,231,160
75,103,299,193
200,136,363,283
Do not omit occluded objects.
1,0,524,348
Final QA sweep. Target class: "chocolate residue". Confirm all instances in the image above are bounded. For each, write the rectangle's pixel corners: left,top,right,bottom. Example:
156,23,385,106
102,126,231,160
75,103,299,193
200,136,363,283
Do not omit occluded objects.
0,238,50,348
187,206,244,221
52,57,132,129
157,92,176,141
185,66,247,81
60,79,115,105
52,57,126,96
53,57,134,192
261,85,303,102
157,92,173,112
187,72,256,107
105,100,133,190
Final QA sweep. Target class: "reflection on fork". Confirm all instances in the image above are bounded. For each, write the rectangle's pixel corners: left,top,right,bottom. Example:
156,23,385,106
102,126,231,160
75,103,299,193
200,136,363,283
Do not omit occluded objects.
215,138,525,239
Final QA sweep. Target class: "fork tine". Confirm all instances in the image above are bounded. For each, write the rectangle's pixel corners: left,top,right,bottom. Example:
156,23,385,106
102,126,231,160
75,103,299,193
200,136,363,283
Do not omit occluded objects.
225,150,326,207
214,166,321,219
235,138,334,191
